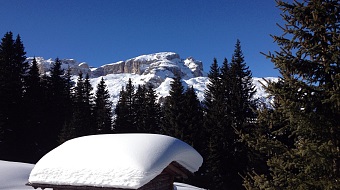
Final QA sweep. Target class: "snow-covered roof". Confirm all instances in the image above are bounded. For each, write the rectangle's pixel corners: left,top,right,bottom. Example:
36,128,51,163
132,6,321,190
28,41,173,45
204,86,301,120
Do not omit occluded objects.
174,182,205,190
28,134,203,189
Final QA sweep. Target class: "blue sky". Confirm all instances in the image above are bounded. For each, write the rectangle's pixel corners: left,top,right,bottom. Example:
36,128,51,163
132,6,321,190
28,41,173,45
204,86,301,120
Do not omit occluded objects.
0,0,287,77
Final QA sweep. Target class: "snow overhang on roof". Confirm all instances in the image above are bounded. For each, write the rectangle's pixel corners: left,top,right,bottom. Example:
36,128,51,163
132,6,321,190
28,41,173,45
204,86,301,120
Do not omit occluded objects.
28,134,203,189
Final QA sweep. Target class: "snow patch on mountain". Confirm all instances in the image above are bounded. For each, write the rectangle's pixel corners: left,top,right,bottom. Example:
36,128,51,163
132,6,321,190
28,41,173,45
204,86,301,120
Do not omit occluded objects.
252,77,278,106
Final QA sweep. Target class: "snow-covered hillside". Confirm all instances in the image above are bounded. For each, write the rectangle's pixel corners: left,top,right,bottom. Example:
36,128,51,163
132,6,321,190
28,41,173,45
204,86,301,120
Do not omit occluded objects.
89,74,276,107
27,52,277,107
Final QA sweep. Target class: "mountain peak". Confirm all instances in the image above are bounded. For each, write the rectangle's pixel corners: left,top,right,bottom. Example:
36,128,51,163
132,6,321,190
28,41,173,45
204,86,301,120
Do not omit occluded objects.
128,52,180,62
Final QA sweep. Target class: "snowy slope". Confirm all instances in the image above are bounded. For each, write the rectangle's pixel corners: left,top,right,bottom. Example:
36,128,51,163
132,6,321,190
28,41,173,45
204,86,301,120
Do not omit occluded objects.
89,74,276,108
28,134,203,189
89,74,210,106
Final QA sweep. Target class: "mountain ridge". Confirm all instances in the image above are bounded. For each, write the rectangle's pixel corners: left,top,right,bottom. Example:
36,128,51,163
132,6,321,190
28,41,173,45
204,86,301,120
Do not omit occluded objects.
28,52,205,79
27,52,276,106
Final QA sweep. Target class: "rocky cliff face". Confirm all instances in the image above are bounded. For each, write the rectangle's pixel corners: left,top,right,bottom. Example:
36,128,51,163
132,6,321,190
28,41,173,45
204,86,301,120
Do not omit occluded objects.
91,52,205,79
29,57,92,76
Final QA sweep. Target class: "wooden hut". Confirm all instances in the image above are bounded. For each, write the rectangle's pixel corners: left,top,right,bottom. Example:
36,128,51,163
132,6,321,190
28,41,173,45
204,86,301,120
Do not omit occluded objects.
27,134,203,190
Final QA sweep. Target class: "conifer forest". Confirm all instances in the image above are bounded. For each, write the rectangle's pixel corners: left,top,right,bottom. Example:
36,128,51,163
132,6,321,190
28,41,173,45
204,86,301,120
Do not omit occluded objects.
0,0,339,189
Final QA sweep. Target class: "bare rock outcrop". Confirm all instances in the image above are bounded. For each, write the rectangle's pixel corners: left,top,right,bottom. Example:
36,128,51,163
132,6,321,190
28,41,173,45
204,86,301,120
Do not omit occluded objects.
91,52,205,79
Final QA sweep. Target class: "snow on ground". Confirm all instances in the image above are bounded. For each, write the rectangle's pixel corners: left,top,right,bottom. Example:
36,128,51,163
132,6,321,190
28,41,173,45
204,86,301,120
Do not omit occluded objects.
0,160,37,190
28,134,203,189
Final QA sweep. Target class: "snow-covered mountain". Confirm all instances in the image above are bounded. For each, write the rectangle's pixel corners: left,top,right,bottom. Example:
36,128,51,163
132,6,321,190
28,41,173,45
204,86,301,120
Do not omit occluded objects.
29,52,204,80
27,52,277,107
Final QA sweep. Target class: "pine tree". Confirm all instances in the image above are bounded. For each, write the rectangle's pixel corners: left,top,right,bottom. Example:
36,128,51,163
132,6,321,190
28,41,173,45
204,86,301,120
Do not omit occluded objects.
114,87,128,133
161,74,186,140
126,78,135,118
64,66,74,122
25,58,42,100
203,58,222,108
203,58,228,189
61,72,94,142
69,72,87,138
223,40,257,189
133,85,147,132
229,40,257,129
59,115,77,144
243,1,340,189
0,32,28,162
44,58,71,149
82,73,95,134
64,67,74,103
183,86,203,149
74,72,85,102
182,85,207,187
94,77,112,134
144,83,161,133
203,49,257,189
23,58,46,161
84,73,93,105
114,79,135,133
